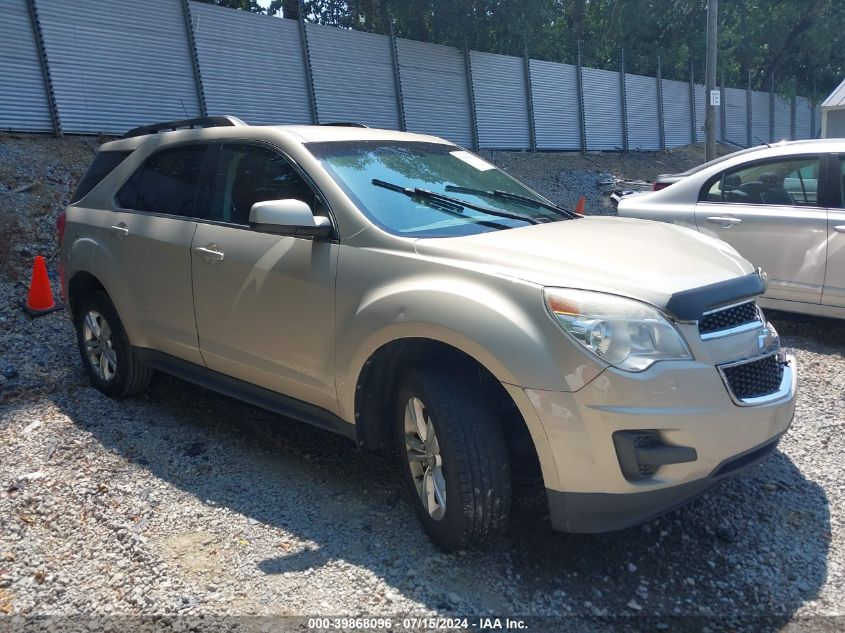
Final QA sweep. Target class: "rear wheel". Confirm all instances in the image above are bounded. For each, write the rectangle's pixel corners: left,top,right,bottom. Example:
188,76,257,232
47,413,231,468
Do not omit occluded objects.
396,366,511,550
74,291,151,397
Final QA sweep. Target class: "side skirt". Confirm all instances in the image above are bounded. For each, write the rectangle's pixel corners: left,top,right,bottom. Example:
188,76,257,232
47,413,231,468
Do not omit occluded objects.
134,348,356,441
758,297,845,320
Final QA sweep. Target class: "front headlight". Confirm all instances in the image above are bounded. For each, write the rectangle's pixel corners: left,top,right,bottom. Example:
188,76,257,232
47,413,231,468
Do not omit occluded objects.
543,288,692,372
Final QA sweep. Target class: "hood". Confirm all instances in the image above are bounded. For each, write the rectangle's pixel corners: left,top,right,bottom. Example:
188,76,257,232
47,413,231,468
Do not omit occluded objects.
414,216,755,310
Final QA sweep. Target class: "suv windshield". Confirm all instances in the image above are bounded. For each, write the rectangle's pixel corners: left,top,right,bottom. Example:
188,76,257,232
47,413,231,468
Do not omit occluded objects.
307,140,564,237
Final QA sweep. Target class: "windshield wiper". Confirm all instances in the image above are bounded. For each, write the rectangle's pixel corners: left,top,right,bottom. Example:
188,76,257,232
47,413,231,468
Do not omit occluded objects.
444,185,579,219
372,179,541,226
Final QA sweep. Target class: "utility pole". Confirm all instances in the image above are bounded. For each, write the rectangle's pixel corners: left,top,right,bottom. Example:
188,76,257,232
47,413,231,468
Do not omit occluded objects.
704,0,718,161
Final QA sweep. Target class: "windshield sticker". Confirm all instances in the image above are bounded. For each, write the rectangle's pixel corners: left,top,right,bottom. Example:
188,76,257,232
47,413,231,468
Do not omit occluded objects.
449,150,495,171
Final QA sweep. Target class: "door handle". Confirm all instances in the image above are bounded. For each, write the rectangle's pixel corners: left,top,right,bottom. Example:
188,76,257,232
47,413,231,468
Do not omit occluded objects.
706,216,742,227
194,244,225,263
109,223,129,237
835,225,845,234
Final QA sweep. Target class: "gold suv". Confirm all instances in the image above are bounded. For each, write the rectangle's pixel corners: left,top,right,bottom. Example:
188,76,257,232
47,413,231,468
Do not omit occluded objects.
60,117,796,550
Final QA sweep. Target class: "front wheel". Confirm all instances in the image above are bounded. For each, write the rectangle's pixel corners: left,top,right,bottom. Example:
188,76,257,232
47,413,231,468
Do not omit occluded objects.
74,291,152,397
396,367,511,551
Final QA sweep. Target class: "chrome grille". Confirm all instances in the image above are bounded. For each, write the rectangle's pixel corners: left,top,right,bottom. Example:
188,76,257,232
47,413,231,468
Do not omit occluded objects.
720,353,785,401
699,300,761,338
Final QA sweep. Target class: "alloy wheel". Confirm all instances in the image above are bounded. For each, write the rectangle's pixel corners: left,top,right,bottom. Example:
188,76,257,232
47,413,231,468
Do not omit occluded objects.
82,310,117,382
404,396,446,520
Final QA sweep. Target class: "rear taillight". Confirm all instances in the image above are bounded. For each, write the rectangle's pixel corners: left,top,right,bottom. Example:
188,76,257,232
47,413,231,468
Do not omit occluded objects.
56,211,67,246
652,182,670,192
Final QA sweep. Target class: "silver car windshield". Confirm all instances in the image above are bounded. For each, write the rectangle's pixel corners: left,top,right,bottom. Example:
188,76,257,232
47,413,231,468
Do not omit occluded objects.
307,140,562,237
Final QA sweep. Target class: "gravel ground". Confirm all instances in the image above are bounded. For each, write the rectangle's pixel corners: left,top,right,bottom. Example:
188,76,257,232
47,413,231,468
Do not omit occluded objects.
1,134,843,631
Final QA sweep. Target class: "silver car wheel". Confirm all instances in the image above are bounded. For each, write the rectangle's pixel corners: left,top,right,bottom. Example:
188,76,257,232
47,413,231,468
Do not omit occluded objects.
404,396,446,521
82,310,117,382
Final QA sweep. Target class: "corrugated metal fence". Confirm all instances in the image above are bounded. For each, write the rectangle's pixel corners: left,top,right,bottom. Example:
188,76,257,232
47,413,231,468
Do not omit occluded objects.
0,0,821,149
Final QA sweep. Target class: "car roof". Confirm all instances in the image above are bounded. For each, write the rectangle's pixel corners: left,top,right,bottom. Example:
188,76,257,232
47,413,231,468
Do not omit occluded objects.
99,123,455,153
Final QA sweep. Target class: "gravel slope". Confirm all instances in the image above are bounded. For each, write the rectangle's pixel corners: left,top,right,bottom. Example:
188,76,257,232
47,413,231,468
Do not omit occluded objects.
1,134,843,631
1,277,843,631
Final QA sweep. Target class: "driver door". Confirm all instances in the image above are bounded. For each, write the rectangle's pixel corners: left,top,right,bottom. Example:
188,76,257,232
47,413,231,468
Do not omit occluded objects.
190,142,339,413
694,155,827,304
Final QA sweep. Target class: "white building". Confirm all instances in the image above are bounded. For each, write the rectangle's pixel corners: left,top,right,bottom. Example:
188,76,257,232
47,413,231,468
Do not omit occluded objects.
821,77,845,137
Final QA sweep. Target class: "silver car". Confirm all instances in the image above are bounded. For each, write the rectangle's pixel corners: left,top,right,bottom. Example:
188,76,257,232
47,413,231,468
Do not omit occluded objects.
60,117,796,550
618,139,845,319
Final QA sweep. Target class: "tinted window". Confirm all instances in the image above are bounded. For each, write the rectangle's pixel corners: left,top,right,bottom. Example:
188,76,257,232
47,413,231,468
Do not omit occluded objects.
840,157,845,207
211,144,316,225
117,145,207,217
70,151,131,203
702,156,820,207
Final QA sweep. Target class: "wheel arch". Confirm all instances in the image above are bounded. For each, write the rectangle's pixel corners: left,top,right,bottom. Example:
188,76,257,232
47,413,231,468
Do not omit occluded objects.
352,336,559,490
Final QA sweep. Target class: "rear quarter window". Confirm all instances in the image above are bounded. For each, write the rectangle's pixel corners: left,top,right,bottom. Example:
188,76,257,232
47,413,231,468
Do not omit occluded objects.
70,151,131,203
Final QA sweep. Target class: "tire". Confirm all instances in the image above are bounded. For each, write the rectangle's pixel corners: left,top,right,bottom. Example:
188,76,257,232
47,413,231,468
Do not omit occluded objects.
395,366,511,551
74,291,152,397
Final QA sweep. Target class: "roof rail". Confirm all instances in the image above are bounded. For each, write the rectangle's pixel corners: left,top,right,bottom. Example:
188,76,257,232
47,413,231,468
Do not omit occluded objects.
121,115,246,139
319,122,370,128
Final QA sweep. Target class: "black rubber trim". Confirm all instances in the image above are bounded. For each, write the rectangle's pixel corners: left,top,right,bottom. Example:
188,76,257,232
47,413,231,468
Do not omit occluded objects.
134,348,356,441
547,433,782,533
664,272,766,321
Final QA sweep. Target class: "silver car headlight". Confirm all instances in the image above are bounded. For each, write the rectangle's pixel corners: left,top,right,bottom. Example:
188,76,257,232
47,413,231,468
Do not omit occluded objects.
543,288,692,372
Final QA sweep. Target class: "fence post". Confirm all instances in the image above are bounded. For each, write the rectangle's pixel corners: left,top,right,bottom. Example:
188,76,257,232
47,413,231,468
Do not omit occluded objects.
810,102,816,139
463,43,479,150
297,2,318,124
180,0,207,118
769,72,775,143
388,17,406,131
523,45,537,152
576,40,587,156
26,0,61,136
656,56,665,150
746,69,752,147
619,48,629,151
790,82,797,140
688,61,697,144
720,72,726,143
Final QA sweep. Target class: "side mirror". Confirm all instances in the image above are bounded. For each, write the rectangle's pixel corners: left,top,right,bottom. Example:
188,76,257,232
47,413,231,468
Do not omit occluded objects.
249,199,332,239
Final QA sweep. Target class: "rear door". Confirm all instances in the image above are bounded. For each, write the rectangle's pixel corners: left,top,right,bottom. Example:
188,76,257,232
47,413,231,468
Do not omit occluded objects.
694,154,827,304
190,142,339,413
822,155,845,307
112,143,211,365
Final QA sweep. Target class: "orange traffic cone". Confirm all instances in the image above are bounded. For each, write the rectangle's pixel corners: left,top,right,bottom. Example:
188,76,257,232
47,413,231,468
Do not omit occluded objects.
22,256,63,317
574,195,586,216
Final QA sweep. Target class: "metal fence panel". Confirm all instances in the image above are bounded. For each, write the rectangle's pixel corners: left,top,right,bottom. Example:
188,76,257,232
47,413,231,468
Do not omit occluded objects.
772,95,792,141
395,38,473,147
190,2,310,125
306,23,399,129
723,87,747,146
751,90,770,145
795,97,812,139
625,73,660,150
661,79,691,147
470,51,530,149
582,67,623,150
529,59,579,150
36,0,200,134
0,0,52,132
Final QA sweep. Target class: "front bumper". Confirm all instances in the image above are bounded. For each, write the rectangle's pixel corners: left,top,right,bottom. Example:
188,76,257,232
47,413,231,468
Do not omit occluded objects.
547,434,782,532
512,351,796,533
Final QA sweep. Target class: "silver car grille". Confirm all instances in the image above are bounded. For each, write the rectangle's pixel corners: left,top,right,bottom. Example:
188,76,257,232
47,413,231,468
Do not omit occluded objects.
698,300,762,340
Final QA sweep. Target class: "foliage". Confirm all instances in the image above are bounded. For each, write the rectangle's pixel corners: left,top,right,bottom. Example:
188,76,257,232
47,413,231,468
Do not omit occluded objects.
192,0,844,100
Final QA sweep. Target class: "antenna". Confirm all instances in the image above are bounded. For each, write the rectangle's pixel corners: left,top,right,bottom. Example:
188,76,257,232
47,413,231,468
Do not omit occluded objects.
179,97,189,119
752,136,772,148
